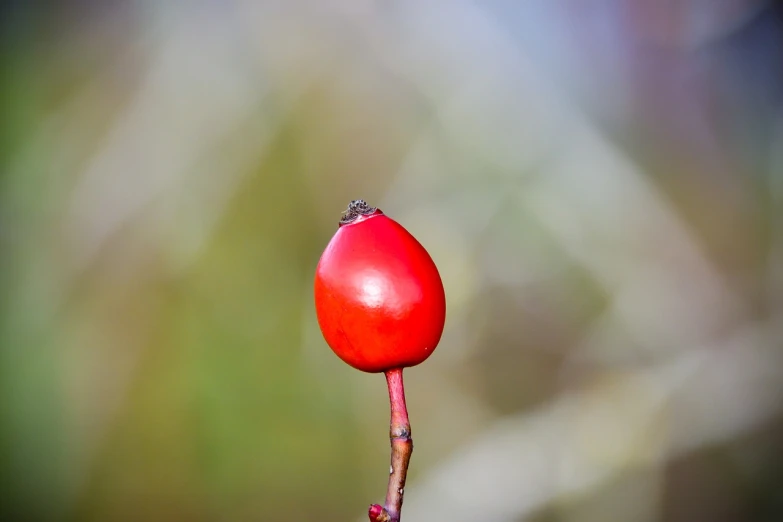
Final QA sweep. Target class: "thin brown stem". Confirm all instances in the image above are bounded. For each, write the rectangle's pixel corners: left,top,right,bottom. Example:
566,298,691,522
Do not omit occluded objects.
368,368,413,522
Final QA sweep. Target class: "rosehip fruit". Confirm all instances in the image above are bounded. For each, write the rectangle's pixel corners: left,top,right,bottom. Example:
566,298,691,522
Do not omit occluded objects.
314,200,446,373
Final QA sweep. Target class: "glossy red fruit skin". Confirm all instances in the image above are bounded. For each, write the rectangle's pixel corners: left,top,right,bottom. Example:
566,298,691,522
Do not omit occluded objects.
314,208,446,373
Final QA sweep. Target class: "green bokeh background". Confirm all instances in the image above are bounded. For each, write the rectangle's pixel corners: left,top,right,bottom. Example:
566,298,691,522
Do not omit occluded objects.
2,2,783,521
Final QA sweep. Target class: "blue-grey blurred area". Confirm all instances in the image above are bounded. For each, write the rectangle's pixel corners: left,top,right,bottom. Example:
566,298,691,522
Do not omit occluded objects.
1,1,783,521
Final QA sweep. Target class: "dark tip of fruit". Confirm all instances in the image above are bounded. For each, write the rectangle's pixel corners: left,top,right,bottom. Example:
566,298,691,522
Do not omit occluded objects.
340,199,377,225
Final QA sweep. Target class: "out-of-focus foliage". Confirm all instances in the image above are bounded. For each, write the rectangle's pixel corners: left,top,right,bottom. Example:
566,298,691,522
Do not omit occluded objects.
1,1,782,521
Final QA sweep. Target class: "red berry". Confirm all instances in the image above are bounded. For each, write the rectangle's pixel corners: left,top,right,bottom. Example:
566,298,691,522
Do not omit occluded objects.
314,200,446,373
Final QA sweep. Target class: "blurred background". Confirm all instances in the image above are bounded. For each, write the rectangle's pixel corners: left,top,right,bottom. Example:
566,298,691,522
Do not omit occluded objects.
2,1,783,521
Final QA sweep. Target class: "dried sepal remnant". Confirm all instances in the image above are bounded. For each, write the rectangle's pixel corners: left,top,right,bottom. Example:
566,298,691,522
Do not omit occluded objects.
339,199,377,225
